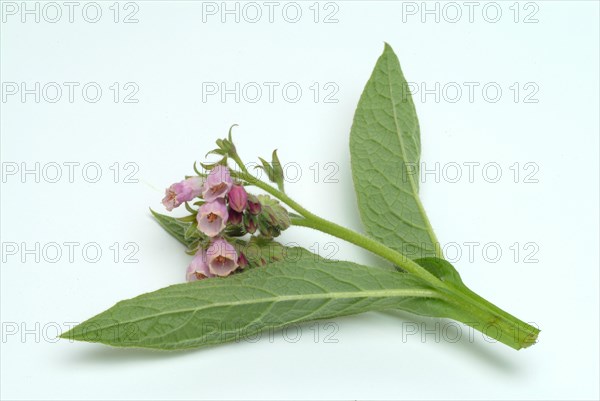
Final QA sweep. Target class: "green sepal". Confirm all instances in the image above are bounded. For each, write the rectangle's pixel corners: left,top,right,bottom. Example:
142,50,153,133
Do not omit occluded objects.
271,149,285,191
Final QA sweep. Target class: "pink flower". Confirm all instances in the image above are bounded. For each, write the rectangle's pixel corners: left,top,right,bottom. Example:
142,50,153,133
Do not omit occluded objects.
162,176,204,211
228,185,248,212
186,249,214,281
206,238,238,276
202,165,233,202
197,199,228,237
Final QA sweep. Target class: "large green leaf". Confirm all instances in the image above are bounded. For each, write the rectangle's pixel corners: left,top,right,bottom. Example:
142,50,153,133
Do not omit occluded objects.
350,44,441,260
60,257,438,350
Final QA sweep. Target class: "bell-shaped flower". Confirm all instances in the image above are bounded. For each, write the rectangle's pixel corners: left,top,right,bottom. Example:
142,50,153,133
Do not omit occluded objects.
197,199,228,237
186,249,214,281
206,238,239,276
202,165,233,202
162,176,204,211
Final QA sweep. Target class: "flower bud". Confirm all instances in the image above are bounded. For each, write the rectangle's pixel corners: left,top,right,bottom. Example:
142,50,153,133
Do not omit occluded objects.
237,252,249,269
228,208,243,225
244,214,258,234
246,194,262,215
258,214,281,238
255,194,290,238
228,185,248,213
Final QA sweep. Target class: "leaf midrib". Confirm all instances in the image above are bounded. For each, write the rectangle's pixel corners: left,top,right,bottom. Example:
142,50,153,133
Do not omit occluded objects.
384,54,442,257
73,287,439,337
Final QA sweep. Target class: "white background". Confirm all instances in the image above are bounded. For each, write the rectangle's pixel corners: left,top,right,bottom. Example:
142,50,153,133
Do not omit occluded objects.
1,1,599,400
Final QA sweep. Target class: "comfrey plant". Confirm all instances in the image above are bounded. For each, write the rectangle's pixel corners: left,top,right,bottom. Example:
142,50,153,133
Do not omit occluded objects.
61,45,540,351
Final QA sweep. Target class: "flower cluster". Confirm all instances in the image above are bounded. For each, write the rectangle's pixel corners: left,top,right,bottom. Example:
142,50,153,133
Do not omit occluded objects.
161,164,290,282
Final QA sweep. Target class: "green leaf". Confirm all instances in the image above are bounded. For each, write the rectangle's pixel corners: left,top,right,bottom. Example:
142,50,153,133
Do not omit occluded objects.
60,258,438,350
349,43,441,260
184,223,202,241
150,208,191,247
176,214,198,223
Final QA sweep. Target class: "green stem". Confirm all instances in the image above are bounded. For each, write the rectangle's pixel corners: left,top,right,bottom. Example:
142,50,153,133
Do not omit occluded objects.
232,170,539,349
232,171,440,284
230,153,250,176
291,216,442,284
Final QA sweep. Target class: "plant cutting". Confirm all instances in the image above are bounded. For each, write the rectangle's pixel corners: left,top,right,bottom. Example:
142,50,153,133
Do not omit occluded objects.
61,44,540,351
